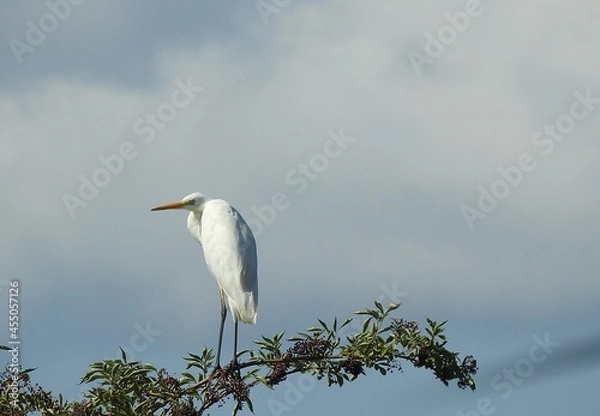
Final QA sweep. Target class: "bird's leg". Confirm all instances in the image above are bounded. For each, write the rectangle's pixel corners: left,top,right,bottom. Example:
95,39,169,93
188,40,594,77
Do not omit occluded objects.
233,318,239,365
216,288,227,368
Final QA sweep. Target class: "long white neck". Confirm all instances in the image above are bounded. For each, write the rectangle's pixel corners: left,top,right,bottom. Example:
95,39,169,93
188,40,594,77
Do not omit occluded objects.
186,210,203,245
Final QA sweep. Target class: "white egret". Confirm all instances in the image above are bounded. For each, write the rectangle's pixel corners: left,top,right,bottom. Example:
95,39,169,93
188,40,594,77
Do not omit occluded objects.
151,192,258,366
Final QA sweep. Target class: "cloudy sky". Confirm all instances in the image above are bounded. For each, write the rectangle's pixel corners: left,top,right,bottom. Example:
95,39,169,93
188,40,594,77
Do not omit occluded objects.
1,0,599,414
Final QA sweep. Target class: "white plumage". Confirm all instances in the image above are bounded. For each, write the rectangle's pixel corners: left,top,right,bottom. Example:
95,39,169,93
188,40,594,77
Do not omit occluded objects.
152,192,258,365
189,198,258,324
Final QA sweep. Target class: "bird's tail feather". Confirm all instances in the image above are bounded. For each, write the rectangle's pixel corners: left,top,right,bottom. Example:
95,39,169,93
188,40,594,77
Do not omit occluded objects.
227,291,257,324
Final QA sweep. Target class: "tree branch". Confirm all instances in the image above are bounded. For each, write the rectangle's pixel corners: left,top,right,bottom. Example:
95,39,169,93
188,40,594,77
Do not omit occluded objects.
0,301,478,416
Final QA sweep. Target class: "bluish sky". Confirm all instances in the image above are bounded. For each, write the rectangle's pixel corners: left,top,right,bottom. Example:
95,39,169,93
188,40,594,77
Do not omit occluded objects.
1,1,599,415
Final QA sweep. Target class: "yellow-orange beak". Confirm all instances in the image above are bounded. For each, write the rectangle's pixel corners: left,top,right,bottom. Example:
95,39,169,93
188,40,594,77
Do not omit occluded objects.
151,200,189,211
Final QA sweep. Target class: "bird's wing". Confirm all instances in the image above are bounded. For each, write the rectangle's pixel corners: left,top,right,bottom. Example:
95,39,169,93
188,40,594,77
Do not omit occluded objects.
201,199,258,324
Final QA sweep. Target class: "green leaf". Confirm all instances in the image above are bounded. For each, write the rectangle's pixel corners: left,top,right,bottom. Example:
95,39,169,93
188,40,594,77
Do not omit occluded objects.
180,372,195,381
387,303,400,312
361,318,372,332
186,352,202,361
119,347,127,362
340,318,353,328
246,396,255,413
80,371,107,384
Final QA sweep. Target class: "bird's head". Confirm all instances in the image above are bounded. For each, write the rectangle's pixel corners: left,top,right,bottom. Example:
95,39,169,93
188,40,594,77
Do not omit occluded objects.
151,192,209,212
